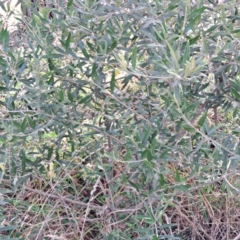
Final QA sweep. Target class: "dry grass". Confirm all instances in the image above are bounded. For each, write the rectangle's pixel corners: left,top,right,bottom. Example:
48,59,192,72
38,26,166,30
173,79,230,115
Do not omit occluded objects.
1,163,240,239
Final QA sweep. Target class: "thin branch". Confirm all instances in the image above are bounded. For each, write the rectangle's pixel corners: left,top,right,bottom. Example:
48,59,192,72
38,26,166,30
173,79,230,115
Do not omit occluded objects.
188,170,240,192
80,176,101,240
24,186,103,211
24,185,143,213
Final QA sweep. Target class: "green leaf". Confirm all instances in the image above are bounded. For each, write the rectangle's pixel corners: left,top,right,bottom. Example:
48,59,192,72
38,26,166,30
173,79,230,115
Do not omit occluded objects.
92,62,97,80
147,149,153,161
159,174,166,186
0,28,9,52
0,225,19,232
221,8,227,27
0,2,6,12
0,57,7,70
59,89,64,101
86,41,95,51
128,180,139,191
43,53,64,59
161,20,167,39
141,149,149,159
160,149,168,159
27,116,35,129
141,149,153,161
176,169,181,182
13,173,32,191
166,41,179,70
197,111,208,127
67,0,73,10
204,25,219,36
65,33,71,52
109,39,118,52
174,184,191,195
110,71,115,93
20,149,26,174
16,61,27,78
98,20,103,32
184,102,200,114
189,35,200,45
231,88,240,101
131,45,137,70
208,124,225,136
48,59,62,75
182,125,195,132
142,126,151,146
21,117,27,132
47,74,54,85
77,40,89,59
154,27,163,43
188,7,206,21
182,40,190,64
79,94,92,105
43,132,57,139
174,85,181,104
124,146,132,161
48,146,54,160
149,130,158,143
67,90,74,102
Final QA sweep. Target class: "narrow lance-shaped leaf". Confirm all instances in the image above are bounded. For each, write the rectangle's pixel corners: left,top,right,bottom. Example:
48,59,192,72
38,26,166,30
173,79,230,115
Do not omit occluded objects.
79,94,92,105
183,40,190,64
142,126,151,146
48,146,54,160
65,33,71,52
110,70,115,93
67,0,73,10
166,41,179,70
184,57,195,77
131,45,137,70
27,116,36,129
161,20,167,39
159,174,166,187
0,225,19,232
77,40,89,58
1,28,9,52
109,39,118,52
152,235,158,240
67,90,74,102
231,88,240,101
20,149,26,174
13,173,32,192
176,169,181,182
188,7,206,21
197,111,208,127
92,62,97,80
174,85,181,104
21,117,27,132
154,27,163,43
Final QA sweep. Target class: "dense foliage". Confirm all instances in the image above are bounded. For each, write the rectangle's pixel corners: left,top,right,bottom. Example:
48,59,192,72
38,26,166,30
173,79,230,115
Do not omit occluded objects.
1,0,240,239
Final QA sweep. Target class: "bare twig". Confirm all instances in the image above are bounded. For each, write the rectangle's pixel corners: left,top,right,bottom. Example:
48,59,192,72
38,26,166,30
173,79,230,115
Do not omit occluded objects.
24,186,103,211
188,170,240,193
80,176,101,240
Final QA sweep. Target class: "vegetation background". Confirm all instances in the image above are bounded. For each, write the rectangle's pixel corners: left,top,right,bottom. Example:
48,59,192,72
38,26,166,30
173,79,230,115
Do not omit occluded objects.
1,0,240,239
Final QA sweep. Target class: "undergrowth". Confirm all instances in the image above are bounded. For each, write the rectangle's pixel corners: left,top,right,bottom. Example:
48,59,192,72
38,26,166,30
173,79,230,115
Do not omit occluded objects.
1,0,240,239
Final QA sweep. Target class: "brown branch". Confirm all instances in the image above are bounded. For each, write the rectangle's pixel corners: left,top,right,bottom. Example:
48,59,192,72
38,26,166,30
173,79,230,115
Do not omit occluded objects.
24,186,141,213
24,186,103,210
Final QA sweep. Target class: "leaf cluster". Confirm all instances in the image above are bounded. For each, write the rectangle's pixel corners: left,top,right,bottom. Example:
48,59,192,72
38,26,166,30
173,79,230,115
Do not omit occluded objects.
0,0,240,239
